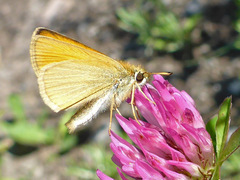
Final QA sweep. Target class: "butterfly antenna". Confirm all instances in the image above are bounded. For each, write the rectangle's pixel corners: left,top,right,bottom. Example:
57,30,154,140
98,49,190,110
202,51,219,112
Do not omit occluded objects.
149,72,173,76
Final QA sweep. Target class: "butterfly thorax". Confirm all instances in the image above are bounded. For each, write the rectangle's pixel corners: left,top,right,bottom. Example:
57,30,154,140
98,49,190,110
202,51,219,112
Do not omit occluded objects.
113,60,150,107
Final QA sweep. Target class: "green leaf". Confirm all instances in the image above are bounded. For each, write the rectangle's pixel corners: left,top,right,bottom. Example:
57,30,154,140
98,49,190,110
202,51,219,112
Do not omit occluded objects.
8,94,26,122
211,97,232,180
206,115,218,153
0,122,54,145
36,109,49,126
221,149,240,179
59,135,77,154
183,14,201,33
116,1,199,53
58,110,75,136
220,127,240,163
215,97,232,159
211,165,220,180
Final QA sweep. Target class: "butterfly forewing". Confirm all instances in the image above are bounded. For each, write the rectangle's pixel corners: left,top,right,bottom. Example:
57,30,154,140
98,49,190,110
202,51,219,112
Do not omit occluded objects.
31,28,130,113
30,28,123,76
32,28,105,54
38,60,117,112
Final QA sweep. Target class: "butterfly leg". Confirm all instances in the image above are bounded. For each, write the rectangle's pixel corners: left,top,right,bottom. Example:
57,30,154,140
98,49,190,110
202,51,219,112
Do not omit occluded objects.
116,108,122,115
134,105,141,119
135,83,156,105
108,97,115,135
130,84,141,125
109,94,121,135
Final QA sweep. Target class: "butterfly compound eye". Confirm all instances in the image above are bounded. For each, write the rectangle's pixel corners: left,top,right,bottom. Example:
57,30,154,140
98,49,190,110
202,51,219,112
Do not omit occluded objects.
136,72,144,83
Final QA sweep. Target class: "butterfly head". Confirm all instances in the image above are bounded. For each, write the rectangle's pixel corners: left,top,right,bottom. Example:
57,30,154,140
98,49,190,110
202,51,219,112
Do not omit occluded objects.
134,71,150,86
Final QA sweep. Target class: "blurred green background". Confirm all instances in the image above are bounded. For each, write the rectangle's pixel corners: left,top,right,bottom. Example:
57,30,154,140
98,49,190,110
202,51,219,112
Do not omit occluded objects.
0,0,239,179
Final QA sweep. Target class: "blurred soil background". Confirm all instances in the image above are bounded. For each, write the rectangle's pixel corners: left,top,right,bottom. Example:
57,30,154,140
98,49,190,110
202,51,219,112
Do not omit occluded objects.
0,0,239,179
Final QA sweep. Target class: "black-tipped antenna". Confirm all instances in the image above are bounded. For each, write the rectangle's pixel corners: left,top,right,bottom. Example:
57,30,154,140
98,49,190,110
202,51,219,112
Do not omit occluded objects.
149,72,173,76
